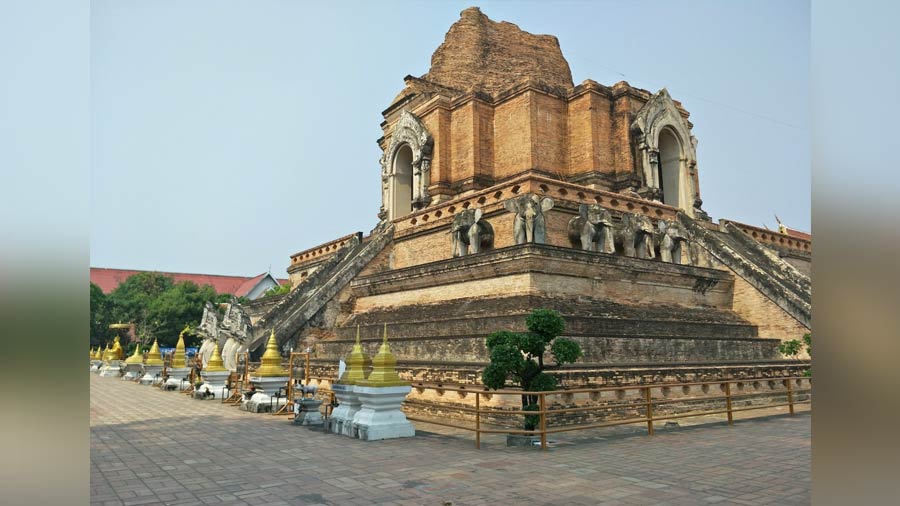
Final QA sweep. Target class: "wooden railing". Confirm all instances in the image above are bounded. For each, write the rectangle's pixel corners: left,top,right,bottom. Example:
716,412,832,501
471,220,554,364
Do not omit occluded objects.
398,376,810,449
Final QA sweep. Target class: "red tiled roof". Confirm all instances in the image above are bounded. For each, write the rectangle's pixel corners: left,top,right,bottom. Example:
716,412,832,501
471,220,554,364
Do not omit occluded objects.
783,227,811,241
90,268,280,297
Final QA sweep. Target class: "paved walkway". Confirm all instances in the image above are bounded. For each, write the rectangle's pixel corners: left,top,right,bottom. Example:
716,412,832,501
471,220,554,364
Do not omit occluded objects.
91,374,810,506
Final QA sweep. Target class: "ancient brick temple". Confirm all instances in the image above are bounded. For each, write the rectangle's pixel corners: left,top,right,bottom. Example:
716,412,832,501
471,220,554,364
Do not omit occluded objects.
243,7,811,386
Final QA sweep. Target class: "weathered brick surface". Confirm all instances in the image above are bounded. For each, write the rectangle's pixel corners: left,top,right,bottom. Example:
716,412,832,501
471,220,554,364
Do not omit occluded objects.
423,7,573,97
731,274,809,342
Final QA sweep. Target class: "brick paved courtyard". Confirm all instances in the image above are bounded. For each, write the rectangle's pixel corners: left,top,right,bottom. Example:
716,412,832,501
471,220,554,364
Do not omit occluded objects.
91,374,810,506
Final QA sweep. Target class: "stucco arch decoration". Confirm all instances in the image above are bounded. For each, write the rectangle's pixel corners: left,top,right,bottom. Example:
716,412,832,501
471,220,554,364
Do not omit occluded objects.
379,110,434,220
631,89,706,218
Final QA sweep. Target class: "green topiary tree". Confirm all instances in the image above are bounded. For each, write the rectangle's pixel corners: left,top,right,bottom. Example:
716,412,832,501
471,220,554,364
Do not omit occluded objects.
481,309,583,430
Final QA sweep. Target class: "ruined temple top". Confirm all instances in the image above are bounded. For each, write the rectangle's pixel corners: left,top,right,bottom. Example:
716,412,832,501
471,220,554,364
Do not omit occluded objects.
420,7,573,98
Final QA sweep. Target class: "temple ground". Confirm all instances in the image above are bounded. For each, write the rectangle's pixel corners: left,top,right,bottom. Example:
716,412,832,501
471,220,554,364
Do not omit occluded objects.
91,375,810,505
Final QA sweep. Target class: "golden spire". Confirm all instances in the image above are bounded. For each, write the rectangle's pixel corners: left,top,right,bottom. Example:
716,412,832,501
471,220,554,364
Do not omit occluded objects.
357,324,407,387
254,329,288,377
124,343,143,364
204,341,226,372
145,338,164,366
339,325,370,385
102,343,112,362
171,328,187,368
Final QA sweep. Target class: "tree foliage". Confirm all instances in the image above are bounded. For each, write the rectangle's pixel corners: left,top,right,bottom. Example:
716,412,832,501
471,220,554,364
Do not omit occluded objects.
90,272,233,348
481,309,583,430
261,281,292,298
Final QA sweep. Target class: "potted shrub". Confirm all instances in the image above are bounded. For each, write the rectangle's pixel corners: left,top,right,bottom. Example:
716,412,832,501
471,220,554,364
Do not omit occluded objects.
481,309,582,446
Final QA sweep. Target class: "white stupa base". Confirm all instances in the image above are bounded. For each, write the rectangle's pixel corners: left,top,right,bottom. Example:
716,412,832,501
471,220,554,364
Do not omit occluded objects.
90,360,102,373
240,376,289,412
241,392,289,413
121,363,143,381
139,365,163,385
194,370,230,399
163,367,190,390
352,385,415,441
328,383,362,436
99,360,123,377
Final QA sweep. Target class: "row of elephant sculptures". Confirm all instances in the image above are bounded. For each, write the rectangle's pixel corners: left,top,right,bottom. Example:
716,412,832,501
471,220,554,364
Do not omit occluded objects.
450,194,694,265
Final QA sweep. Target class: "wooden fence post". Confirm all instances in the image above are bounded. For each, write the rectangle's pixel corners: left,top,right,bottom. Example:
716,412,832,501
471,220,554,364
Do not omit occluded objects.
644,387,654,436
724,382,734,426
539,393,547,450
786,378,795,415
475,392,481,449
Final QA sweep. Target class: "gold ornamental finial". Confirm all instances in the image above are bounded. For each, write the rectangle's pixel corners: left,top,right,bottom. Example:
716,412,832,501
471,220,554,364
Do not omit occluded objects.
145,339,164,366
357,323,407,387
254,329,288,377
124,343,143,364
204,341,226,372
339,325,370,384
171,331,187,368
102,343,112,362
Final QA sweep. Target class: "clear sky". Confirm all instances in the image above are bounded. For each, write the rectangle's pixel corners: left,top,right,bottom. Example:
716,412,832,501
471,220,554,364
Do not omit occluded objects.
89,0,810,278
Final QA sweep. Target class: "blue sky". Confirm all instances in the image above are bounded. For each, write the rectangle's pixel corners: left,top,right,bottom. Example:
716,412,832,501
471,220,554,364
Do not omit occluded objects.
89,0,810,277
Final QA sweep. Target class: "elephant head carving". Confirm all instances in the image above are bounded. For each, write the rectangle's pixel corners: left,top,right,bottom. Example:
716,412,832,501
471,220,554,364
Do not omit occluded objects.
619,213,656,259
658,220,690,264
451,208,494,257
568,204,615,253
503,194,555,244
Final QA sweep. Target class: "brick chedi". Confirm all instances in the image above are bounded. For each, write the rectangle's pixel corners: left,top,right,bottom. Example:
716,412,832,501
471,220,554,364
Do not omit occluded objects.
237,7,811,398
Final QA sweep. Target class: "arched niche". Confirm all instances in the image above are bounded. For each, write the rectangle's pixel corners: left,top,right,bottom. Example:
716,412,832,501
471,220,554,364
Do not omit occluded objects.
631,89,702,216
379,110,434,221
657,127,682,208
391,144,414,219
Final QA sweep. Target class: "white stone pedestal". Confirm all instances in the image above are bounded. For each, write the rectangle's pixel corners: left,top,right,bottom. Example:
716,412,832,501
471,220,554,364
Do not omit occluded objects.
122,363,143,381
99,360,122,377
139,365,163,385
329,383,362,436
90,360,102,373
194,370,230,400
352,385,415,441
163,367,190,390
241,376,289,413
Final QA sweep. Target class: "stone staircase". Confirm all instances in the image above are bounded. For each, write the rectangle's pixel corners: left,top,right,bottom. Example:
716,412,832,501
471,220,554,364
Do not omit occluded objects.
248,220,394,353
678,213,811,328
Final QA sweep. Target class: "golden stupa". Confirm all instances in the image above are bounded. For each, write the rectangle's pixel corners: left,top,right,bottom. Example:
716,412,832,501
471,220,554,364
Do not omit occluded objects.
254,329,288,377
338,325,370,385
144,338,164,366
124,343,143,364
204,342,226,373
357,324,408,387
171,327,188,368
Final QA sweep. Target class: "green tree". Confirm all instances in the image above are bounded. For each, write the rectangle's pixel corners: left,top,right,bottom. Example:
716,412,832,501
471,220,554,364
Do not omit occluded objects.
481,309,583,430
102,272,220,347
90,282,113,347
261,282,291,298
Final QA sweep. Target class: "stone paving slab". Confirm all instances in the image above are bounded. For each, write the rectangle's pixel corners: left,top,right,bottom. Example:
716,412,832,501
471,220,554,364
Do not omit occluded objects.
91,375,810,505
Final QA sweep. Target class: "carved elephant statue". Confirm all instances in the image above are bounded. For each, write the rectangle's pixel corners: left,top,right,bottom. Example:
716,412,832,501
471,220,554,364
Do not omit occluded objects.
568,203,615,253
451,208,494,257
657,220,691,265
503,194,555,244
618,213,656,259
